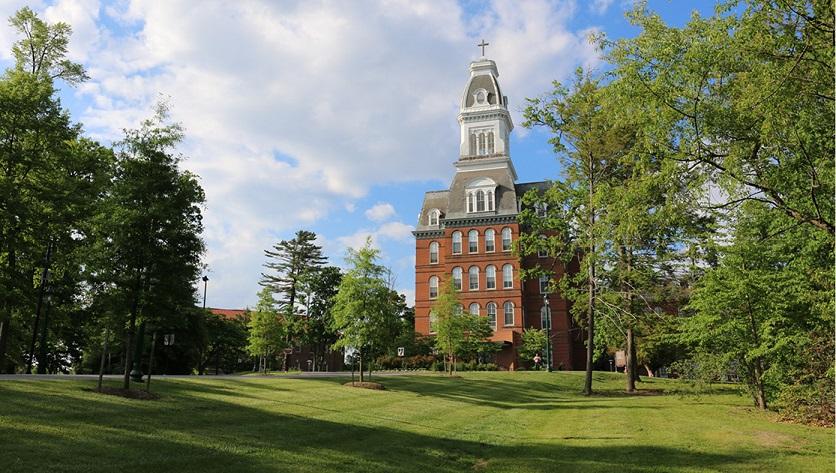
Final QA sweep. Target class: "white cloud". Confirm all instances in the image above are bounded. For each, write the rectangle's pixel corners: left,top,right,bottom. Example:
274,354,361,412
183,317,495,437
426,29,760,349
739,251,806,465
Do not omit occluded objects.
3,0,601,308
590,0,615,15
365,202,396,222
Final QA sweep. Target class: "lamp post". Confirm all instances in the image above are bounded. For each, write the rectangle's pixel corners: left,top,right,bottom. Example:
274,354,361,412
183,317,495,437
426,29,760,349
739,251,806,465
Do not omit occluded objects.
202,276,209,310
543,293,553,372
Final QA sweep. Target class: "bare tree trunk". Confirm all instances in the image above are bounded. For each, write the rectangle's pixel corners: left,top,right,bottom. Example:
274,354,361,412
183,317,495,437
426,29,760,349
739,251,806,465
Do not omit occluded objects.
626,327,636,393
123,289,140,390
644,364,654,377
0,246,17,374
358,350,365,383
146,331,157,392
97,329,109,391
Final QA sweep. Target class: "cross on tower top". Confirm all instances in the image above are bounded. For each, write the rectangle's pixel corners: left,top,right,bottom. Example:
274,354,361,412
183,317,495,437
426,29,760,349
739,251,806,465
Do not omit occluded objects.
477,39,489,57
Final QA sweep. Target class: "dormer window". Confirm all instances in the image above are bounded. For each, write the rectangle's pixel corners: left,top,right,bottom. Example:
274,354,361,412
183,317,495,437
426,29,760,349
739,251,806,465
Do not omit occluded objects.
465,177,496,213
428,208,440,226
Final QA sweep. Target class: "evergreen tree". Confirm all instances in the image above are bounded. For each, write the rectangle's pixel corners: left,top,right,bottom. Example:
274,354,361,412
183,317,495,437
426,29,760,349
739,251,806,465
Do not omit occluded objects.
261,229,326,370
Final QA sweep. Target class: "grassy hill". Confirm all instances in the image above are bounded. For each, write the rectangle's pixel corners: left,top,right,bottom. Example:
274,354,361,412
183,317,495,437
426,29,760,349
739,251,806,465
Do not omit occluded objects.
0,371,831,472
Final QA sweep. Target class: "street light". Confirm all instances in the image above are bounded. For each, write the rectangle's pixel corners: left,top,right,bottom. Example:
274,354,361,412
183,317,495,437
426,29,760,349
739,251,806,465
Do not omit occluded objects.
202,276,209,310
543,292,553,372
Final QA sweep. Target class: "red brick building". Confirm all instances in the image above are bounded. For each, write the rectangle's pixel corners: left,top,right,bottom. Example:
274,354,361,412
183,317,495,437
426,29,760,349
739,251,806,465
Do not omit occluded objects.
413,56,584,370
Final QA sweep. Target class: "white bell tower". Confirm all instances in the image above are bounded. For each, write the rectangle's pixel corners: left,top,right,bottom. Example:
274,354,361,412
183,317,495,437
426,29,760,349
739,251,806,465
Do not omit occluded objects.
457,41,513,159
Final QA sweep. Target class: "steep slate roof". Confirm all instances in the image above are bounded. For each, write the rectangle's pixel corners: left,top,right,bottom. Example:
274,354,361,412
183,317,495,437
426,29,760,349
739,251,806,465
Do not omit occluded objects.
414,179,552,233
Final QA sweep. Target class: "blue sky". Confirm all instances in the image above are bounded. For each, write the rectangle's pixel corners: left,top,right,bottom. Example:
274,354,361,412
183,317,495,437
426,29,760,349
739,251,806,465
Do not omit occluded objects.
0,0,716,309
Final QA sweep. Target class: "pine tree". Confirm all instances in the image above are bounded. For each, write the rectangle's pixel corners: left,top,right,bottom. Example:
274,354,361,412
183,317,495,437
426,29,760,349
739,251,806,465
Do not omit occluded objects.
260,229,326,370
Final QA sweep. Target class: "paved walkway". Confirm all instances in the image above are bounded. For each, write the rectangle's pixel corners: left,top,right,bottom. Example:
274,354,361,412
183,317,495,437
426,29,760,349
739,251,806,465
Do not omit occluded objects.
0,371,413,381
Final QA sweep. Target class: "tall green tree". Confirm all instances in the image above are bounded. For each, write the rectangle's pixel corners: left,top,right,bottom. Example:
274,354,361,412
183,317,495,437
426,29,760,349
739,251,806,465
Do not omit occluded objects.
247,287,285,374
298,265,342,371
0,7,106,373
331,238,397,382
431,280,491,375
90,104,205,389
521,70,632,395
683,202,833,414
261,230,326,370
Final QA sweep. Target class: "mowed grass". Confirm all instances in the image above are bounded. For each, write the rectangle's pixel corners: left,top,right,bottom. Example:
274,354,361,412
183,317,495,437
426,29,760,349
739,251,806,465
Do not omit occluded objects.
0,372,832,473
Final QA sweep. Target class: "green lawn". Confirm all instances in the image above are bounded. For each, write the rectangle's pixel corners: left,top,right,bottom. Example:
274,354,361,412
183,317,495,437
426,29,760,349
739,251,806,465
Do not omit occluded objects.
0,372,831,472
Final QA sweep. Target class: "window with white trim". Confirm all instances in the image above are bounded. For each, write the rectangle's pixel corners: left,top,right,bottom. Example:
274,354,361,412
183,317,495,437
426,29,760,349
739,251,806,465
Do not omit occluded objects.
469,303,480,316
486,303,497,330
536,202,548,218
503,301,514,326
486,265,496,289
485,229,495,252
429,276,439,299
501,227,512,251
468,230,478,253
429,208,441,226
455,304,464,315
502,264,513,289
429,241,439,264
452,267,462,291
539,275,550,294
452,231,462,254
468,266,479,291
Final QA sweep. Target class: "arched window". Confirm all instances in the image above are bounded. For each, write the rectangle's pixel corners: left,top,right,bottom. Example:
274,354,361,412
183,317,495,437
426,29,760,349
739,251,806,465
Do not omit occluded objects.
540,305,551,329
486,265,497,289
429,241,439,264
468,266,479,291
476,190,485,212
430,310,437,333
452,267,462,290
485,229,495,252
487,131,495,154
502,264,513,289
487,190,494,211
469,133,477,155
469,303,480,316
467,193,474,213
479,133,486,155
429,276,439,299
486,302,497,330
468,230,478,253
452,231,462,254
539,275,550,294
429,209,440,226
503,301,514,326
501,227,512,251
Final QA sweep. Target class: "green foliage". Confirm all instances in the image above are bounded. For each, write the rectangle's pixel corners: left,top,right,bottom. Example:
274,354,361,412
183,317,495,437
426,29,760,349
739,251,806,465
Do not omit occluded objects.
431,279,493,375
331,238,399,380
682,202,833,418
247,287,285,372
600,0,834,235
519,328,548,367
9,6,89,84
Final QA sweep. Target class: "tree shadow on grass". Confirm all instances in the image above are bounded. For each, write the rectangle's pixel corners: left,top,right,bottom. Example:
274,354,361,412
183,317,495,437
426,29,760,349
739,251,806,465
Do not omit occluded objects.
0,380,778,473
376,375,667,411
